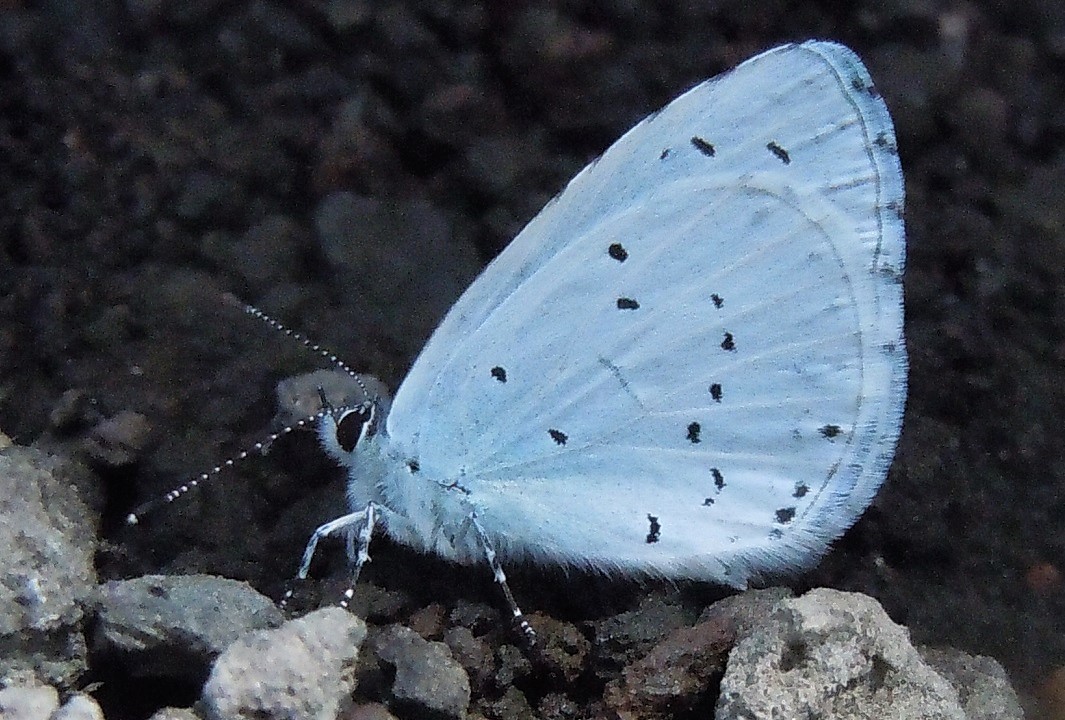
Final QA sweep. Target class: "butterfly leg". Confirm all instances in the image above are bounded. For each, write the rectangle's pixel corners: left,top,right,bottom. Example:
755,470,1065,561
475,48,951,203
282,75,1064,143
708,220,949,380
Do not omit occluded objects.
281,502,377,611
470,513,537,646
339,502,377,610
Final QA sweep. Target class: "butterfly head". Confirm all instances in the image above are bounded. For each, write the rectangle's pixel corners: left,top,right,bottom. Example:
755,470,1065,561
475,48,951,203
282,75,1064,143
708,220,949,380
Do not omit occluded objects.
318,393,387,463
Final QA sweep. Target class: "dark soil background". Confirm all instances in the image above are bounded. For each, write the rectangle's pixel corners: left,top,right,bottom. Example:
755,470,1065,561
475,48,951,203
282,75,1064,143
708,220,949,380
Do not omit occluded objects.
2,0,1064,716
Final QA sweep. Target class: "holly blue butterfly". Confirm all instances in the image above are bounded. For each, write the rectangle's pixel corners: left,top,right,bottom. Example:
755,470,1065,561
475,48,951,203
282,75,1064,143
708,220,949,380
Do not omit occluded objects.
138,40,906,638
297,39,907,637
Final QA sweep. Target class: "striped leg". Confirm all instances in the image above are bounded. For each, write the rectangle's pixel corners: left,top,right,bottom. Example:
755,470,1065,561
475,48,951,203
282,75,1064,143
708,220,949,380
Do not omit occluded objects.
281,502,376,610
470,513,537,646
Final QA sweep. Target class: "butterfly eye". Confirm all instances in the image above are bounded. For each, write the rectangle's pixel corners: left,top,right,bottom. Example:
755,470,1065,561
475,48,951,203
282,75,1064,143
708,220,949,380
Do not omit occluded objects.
335,402,377,453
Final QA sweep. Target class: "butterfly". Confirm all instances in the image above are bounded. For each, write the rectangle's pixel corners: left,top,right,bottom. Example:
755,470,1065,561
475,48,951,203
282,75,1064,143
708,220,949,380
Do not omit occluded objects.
137,41,906,641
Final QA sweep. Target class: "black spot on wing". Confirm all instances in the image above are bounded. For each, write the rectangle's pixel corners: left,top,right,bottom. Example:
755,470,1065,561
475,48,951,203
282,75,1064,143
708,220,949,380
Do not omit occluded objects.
709,383,722,402
608,243,628,262
491,366,507,383
819,424,842,439
646,514,661,543
766,141,790,164
549,429,568,445
691,136,715,157
686,422,701,444
617,297,639,310
793,482,809,499
711,467,725,490
407,459,420,473
659,148,671,160
874,131,897,153
775,507,796,524
850,75,878,96
711,293,724,308
720,332,736,352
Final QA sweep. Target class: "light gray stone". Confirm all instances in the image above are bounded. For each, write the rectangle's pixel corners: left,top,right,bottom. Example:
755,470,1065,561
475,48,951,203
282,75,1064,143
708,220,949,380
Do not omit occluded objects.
50,693,105,720
201,607,366,720
148,708,202,720
0,445,99,687
0,684,59,720
921,646,1024,720
717,588,967,720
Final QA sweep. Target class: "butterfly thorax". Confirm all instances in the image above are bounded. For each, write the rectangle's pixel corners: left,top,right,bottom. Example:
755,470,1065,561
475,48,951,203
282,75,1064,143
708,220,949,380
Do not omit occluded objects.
321,406,485,565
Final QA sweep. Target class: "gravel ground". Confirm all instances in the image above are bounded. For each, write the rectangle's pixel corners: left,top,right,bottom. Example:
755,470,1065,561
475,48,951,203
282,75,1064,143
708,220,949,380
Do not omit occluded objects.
2,0,1064,717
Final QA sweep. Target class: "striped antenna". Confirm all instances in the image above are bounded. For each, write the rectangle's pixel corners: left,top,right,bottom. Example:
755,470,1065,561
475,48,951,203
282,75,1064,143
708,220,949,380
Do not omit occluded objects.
125,411,326,525
126,296,369,525
242,303,371,402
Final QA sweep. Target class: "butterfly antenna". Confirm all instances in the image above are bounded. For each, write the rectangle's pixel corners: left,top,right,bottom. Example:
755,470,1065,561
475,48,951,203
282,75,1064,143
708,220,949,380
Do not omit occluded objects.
124,411,327,526
241,301,372,402
128,296,369,526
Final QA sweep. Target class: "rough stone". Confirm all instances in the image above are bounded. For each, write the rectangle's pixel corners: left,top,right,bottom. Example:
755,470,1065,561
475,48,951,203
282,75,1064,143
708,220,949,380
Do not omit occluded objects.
201,607,367,720
94,574,284,680
717,588,967,720
527,612,590,685
591,592,699,682
0,684,60,720
371,624,471,720
604,617,732,720
920,646,1024,720
50,693,105,720
0,445,99,687
148,708,203,720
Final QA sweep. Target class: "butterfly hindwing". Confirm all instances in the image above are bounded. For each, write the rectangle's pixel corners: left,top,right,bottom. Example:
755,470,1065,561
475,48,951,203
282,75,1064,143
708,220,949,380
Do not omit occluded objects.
382,41,905,584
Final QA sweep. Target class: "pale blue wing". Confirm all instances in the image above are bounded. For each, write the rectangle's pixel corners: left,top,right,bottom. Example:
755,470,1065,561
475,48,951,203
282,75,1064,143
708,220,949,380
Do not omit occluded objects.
384,41,905,585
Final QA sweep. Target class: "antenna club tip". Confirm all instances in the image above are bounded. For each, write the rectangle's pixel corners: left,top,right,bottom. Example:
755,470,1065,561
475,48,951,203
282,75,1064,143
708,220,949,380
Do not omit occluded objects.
125,513,140,526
